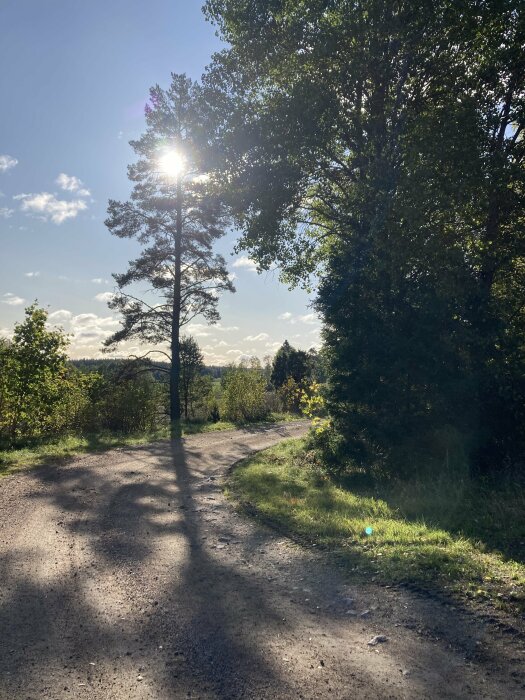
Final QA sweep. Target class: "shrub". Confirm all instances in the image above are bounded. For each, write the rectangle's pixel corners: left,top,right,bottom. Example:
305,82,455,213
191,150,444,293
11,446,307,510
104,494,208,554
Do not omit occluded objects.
221,363,269,422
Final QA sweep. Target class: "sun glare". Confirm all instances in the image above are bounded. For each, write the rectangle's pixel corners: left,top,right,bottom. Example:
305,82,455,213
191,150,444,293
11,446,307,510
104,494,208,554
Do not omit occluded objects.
158,150,186,178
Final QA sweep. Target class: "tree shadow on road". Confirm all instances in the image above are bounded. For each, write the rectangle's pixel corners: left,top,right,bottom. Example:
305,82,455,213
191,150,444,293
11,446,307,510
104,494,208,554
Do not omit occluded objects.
2,432,522,698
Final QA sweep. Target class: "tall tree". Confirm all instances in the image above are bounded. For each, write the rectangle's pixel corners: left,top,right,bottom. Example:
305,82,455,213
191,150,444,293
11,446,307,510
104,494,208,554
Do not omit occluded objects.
202,1,525,474
105,74,234,425
270,340,310,388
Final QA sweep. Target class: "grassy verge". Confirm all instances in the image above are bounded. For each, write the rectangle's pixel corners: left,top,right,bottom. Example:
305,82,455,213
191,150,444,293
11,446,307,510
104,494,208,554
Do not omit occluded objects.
227,438,525,616
0,413,302,478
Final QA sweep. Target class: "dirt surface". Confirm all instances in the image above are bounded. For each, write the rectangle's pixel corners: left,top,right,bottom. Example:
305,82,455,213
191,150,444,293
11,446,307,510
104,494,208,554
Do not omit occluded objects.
1,422,524,699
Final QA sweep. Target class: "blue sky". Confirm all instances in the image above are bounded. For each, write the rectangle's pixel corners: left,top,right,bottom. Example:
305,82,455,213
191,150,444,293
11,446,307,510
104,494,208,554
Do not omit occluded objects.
0,0,319,363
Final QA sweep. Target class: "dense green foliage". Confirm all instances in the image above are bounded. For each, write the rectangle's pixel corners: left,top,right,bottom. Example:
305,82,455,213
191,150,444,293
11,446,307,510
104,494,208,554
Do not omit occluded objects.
0,305,92,443
0,306,166,448
221,360,269,422
203,0,525,478
270,340,310,388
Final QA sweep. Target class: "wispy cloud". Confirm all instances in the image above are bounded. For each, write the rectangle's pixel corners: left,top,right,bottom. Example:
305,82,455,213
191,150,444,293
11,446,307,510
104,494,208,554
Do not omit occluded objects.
278,311,319,326
298,313,318,325
232,256,257,272
91,278,108,285
48,309,73,323
24,271,40,278
0,155,18,172
14,192,88,224
2,293,25,306
0,206,14,218
56,173,90,197
94,292,115,303
244,332,270,341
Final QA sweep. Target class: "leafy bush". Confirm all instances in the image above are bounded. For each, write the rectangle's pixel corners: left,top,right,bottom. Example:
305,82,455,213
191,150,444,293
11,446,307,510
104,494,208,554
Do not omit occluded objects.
221,362,269,422
0,305,92,444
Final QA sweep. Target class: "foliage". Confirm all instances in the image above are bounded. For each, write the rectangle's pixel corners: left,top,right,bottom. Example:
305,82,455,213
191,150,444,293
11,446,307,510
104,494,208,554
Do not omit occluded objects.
203,0,525,478
270,340,311,388
299,382,326,421
0,305,91,443
221,361,269,422
180,336,206,419
105,73,234,422
277,377,303,413
94,374,165,434
228,439,525,615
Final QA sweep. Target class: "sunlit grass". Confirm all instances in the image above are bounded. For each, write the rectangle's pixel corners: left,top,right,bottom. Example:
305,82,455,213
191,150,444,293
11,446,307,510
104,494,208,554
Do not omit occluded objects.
227,439,525,614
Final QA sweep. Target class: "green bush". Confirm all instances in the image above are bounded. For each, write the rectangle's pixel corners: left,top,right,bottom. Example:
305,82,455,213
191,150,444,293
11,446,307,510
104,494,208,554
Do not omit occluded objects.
221,362,269,422
0,305,93,445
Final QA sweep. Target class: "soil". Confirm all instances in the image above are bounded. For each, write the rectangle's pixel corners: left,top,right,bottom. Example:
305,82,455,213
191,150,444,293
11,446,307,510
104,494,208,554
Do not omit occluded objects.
1,422,524,699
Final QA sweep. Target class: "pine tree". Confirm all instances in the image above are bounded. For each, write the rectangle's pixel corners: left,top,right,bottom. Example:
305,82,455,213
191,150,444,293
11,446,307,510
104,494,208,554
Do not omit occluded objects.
105,74,234,425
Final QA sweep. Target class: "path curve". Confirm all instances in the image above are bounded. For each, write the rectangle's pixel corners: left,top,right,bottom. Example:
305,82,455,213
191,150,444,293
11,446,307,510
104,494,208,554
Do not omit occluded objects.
0,422,523,699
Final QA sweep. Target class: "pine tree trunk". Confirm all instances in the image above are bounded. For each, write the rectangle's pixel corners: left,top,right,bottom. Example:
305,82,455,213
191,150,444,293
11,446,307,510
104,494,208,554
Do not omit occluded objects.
170,176,182,427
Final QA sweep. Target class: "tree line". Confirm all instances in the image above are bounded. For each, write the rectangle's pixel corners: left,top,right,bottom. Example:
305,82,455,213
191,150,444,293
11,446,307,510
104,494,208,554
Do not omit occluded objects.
0,305,320,448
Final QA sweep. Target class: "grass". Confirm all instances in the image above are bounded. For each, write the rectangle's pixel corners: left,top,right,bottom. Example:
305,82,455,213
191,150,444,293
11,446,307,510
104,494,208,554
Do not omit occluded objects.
227,438,525,616
0,413,303,478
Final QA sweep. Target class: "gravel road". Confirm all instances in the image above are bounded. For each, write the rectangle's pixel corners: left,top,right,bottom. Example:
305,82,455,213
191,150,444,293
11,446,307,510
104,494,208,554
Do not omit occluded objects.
1,422,524,699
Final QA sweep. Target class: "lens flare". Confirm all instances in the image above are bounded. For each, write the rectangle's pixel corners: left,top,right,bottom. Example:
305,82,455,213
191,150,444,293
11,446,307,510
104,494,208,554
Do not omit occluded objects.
158,150,186,178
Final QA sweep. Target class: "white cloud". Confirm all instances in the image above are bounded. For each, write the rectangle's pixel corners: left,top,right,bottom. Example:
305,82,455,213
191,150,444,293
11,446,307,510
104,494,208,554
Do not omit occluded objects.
91,278,108,285
2,293,25,306
15,192,88,224
188,322,239,335
56,173,90,197
298,313,318,325
24,271,40,277
71,313,118,329
48,309,73,323
0,206,14,218
0,328,13,340
117,131,124,140
232,256,257,272
244,332,270,342
227,348,244,356
215,323,239,332
94,291,115,303
0,155,18,172
278,312,293,321
217,340,229,347
265,341,281,350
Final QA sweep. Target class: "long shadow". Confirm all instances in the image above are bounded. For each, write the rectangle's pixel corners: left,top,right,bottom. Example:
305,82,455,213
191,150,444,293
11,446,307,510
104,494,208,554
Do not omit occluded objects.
2,431,521,698
140,439,293,697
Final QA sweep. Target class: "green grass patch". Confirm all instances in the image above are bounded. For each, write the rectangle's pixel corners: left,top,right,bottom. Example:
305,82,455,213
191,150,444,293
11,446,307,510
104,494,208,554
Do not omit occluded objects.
227,438,525,615
0,413,303,477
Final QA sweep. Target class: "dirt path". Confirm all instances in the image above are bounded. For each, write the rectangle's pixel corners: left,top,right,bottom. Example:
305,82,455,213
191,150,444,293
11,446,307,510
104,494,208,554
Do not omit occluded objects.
0,423,524,699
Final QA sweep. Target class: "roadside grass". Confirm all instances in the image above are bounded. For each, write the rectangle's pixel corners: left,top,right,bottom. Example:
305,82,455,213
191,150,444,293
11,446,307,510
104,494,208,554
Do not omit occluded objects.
227,438,525,616
0,413,302,477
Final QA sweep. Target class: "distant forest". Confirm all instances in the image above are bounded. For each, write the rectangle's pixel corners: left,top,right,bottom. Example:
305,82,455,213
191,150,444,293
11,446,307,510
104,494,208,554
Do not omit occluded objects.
71,358,225,380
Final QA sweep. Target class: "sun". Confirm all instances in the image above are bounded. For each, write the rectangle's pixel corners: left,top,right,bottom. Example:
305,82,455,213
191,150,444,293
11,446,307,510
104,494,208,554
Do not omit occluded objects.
158,150,186,178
